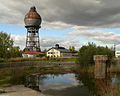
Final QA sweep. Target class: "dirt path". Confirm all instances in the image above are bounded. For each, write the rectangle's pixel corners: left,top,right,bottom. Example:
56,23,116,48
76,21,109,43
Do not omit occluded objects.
0,85,50,96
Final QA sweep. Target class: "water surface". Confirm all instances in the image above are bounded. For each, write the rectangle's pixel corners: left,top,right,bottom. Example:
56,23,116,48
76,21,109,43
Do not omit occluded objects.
27,73,120,96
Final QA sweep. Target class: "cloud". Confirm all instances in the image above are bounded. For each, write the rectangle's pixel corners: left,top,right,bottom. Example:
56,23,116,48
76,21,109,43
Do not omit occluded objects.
11,34,26,49
71,26,92,30
11,34,81,50
41,36,81,49
68,30,114,37
68,29,120,45
1,0,120,28
39,74,79,91
42,21,73,30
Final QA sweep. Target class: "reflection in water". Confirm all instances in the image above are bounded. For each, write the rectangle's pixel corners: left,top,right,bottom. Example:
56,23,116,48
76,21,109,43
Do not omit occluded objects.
94,75,120,96
75,73,95,95
94,79,111,96
26,73,120,96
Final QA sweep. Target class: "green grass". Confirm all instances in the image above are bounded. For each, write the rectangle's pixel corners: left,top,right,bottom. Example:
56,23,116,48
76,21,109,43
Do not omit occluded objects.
0,57,76,64
0,78,11,85
0,68,13,87
75,65,94,73
110,65,120,73
0,89,6,93
0,65,67,88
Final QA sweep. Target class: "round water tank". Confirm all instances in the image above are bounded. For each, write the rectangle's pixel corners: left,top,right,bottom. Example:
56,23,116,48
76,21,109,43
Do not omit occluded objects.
24,6,42,27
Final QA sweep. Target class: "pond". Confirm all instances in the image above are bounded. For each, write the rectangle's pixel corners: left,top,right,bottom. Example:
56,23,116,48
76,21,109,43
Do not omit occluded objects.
26,73,120,96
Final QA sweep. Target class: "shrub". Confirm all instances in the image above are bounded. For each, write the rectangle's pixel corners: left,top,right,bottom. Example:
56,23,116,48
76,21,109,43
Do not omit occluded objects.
77,42,114,68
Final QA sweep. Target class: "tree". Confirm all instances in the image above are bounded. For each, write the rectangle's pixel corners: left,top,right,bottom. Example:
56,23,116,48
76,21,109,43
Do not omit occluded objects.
0,32,23,58
0,32,13,58
77,42,114,68
69,46,76,52
43,49,47,53
10,46,22,57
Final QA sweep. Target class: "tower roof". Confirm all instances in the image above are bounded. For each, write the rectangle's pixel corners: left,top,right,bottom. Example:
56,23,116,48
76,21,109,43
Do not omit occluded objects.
24,6,42,26
24,6,41,19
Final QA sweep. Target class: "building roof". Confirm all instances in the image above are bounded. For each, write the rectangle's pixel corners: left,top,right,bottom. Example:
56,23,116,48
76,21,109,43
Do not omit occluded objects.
54,48,70,53
48,44,71,53
23,51,44,54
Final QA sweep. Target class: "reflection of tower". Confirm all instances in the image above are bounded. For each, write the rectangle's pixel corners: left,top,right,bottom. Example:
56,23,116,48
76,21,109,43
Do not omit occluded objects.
24,6,42,52
94,79,111,96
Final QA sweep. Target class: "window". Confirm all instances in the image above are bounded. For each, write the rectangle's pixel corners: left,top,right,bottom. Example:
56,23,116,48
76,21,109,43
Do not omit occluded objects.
48,52,57,54
48,52,51,54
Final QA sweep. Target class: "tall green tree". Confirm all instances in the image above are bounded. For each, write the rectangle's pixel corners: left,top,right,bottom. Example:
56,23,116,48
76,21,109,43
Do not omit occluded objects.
77,42,114,68
69,46,76,52
0,32,13,58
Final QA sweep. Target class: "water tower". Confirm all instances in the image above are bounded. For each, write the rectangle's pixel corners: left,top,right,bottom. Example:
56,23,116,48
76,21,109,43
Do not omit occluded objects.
23,6,43,58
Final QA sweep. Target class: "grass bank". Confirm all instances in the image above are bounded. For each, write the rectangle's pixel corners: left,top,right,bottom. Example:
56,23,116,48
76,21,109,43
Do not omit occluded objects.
0,64,68,88
0,57,76,63
74,65,94,73
109,65,120,73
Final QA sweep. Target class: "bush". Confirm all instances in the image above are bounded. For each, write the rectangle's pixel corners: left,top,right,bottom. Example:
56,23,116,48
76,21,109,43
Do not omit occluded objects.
77,42,114,68
0,58,4,63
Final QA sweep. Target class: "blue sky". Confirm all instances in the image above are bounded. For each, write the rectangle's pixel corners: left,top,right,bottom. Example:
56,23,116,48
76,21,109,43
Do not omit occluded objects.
1,0,120,50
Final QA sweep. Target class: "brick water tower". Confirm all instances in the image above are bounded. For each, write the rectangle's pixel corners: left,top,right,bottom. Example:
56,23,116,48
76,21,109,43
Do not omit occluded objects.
23,6,43,58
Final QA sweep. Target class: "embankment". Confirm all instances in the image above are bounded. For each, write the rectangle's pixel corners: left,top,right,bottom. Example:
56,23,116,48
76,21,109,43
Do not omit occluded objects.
0,61,76,68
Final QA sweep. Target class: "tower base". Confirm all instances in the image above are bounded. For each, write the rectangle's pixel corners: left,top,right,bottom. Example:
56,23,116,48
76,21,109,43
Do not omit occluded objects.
22,51,44,58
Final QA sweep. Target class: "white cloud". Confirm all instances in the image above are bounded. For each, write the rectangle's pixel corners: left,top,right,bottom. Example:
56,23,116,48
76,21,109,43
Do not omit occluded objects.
11,34,26,49
42,21,73,29
71,26,92,30
68,29,120,45
41,36,81,49
41,36,81,50
68,30,114,37
39,74,80,91
11,34,81,50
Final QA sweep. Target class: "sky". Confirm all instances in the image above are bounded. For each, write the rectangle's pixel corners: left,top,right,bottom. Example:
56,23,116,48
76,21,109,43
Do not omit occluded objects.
1,0,120,50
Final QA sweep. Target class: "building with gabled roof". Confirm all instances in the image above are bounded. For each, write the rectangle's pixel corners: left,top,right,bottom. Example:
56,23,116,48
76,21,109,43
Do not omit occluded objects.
46,44,72,58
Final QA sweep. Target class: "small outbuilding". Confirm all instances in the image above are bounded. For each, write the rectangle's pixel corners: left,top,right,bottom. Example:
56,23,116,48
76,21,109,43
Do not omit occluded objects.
46,44,72,58
22,51,44,58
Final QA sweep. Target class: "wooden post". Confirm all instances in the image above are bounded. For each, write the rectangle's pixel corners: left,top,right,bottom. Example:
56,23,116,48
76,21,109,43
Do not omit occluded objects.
94,55,108,79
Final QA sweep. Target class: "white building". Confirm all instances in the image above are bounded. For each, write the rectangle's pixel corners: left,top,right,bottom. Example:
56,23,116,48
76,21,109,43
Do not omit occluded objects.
47,44,72,58
115,51,120,58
